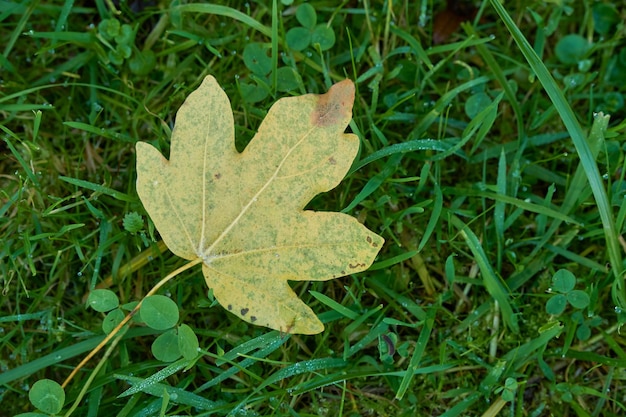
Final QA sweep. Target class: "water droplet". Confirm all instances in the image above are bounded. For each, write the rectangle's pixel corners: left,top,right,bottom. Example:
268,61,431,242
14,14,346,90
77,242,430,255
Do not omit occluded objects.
77,271,83,277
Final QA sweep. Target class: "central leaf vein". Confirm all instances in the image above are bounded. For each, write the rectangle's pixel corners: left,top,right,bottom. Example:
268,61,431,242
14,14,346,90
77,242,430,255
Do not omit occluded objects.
201,126,316,259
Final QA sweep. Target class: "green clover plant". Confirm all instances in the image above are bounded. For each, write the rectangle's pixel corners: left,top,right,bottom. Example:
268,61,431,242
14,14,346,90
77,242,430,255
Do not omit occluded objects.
546,269,590,315
97,17,155,75
86,289,199,363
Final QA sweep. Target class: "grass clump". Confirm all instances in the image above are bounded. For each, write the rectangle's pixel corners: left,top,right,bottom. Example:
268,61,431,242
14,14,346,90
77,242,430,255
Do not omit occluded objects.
2,0,626,416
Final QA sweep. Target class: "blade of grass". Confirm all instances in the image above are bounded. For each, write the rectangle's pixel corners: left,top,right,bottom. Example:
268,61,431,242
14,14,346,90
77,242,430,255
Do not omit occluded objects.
2,0,36,58
449,213,519,333
349,139,461,175
488,0,624,309
2,128,41,188
395,307,435,399
175,4,271,37
59,176,136,203
529,113,609,255
494,148,506,273
343,153,402,213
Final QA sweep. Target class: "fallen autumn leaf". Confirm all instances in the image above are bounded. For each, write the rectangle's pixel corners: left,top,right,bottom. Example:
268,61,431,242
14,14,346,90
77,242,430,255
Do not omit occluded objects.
136,75,383,334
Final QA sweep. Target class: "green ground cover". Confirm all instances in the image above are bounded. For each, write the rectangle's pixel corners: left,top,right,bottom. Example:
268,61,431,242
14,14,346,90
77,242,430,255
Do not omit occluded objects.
2,0,626,415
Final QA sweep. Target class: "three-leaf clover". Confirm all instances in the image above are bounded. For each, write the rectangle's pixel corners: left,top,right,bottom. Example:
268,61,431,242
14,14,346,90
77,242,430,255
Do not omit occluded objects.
286,3,336,52
545,269,590,315
240,42,301,102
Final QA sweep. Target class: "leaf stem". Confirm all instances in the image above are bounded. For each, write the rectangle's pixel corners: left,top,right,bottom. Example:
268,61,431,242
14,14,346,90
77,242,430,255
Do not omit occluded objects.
61,258,203,388
64,327,127,417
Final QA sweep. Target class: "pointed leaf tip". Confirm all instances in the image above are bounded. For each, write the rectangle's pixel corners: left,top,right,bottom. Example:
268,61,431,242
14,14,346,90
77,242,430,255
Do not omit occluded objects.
311,79,355,127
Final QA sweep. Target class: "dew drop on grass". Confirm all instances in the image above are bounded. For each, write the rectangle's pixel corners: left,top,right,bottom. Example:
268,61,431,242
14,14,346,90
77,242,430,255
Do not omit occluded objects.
77,271,83,277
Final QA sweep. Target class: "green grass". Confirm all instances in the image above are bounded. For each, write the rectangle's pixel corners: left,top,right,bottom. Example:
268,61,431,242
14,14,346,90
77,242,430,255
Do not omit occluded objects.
2,0,626,415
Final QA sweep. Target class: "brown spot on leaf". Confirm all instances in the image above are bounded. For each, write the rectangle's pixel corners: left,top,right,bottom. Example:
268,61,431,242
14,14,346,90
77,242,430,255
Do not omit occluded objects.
366,236,372,243
328,156,336,165
241,308,249,316
349,262,366,269
251,316,257,322
214,173,221,179
227,304,232,310
311,79,355,127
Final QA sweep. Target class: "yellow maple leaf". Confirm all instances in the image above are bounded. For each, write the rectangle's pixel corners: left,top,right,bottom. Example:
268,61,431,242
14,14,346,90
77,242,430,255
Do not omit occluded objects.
136,75,383,334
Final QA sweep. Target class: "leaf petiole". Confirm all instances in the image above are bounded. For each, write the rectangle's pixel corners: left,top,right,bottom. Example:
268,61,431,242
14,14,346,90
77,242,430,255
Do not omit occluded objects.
62,258,202,388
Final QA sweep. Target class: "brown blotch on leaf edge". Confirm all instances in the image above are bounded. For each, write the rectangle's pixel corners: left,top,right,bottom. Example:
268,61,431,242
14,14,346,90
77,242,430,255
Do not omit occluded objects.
241,308,249,316
227,304,232,310
311,79,355,127
251,316,257,322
